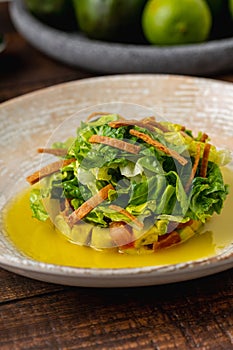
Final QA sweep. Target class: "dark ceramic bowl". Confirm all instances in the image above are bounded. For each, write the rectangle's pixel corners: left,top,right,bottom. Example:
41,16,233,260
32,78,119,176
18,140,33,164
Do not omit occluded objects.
10,0,233,75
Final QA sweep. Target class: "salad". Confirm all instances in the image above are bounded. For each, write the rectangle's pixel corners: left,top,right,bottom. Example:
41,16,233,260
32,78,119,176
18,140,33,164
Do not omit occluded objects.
26,113,231,254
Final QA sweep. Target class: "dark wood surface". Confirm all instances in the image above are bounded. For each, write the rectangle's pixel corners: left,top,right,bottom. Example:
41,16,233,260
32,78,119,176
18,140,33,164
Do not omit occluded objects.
0,3,233,349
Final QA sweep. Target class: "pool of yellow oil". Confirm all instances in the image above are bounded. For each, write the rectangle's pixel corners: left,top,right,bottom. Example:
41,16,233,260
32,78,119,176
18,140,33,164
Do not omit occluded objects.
3,168,233,268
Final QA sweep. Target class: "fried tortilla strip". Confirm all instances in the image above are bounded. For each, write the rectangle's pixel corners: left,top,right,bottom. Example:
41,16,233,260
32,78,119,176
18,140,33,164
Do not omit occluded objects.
68,184,114,226
185,143,201,191
109,119,155,132
109,221,133,247
143,119,170,133
37,148,68,157
200,133,209,143
26,158,76,185
153,231,181,250
109,204,144,229
180,131,193,141
109,119,170,133
200,143,211,178
89,135,141,154
129,129,188,166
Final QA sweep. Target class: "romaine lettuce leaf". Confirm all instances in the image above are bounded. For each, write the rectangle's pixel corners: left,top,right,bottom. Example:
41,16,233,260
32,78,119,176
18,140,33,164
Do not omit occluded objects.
188,162,229,222
30,188,49,221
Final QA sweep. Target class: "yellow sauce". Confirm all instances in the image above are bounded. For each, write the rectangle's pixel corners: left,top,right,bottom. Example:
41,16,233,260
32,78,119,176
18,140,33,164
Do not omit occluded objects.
3,168,233,268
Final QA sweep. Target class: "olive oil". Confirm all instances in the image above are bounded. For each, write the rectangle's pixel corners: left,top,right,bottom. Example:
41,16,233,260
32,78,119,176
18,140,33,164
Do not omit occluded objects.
4,168,233,269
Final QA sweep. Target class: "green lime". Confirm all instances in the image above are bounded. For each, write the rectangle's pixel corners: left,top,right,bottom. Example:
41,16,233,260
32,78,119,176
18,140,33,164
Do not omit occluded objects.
142,0,212,45
72,0,147,42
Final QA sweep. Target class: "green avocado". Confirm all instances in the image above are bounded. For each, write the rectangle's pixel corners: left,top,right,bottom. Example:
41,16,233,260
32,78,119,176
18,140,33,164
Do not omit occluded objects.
73,0,147,42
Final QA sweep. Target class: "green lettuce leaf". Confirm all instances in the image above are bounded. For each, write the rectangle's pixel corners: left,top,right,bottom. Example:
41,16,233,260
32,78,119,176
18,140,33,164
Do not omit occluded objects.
29,112,231,254
188,162,229,222
29,188,49,221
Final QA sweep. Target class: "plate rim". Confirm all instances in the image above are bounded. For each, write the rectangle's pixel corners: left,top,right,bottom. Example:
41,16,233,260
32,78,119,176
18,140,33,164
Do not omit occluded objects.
0,74,233,286
0,249,232,287
1,73,233,110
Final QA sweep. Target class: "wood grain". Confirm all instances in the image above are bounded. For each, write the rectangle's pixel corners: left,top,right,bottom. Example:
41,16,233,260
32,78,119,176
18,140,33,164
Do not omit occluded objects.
0,3,94,103
0,269,65,303
0,268,233,349
0,30,93,103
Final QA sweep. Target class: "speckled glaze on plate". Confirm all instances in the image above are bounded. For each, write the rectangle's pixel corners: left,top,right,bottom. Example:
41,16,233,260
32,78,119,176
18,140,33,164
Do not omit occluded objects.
10,0,233,75
0,74,233,287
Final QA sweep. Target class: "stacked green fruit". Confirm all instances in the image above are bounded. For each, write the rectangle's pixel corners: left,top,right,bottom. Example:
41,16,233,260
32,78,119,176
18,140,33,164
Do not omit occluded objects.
25,0,233,45
142,0,212,45
72,0,147,42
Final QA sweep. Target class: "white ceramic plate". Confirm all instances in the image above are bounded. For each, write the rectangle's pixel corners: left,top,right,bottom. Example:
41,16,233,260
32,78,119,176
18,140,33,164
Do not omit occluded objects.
10,0,233,75
0,74,233,287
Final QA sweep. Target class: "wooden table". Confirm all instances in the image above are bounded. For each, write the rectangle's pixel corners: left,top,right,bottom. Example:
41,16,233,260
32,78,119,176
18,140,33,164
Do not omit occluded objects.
1,3,233,349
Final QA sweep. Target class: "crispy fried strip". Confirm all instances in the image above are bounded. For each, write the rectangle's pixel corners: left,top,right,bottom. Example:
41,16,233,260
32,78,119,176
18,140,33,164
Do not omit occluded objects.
129,129,188,166
109,204,144,229
68,184,114,226
108,119,169,133
200,143,211,178
153,231,181,250
200,133,209,143
143,119,170,132
26,158,76,185
141,116,156,122
185,143,201,191
180,131,193,141
37,148,68,157
89,135,141,154
109,120,155,132
109,221,133,247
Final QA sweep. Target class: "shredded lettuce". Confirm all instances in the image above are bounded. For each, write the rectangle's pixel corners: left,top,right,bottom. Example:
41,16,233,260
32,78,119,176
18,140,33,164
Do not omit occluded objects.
29,113,231,252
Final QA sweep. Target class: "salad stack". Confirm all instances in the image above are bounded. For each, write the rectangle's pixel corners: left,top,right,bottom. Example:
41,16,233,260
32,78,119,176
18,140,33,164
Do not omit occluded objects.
27,113,230,254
